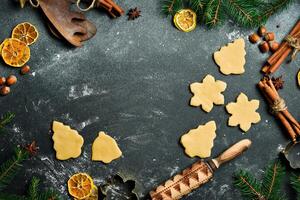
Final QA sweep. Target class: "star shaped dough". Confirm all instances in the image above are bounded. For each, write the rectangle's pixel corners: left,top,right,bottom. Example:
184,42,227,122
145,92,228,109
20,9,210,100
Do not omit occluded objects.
52,121,84,160
180,121,217,158
190,74,227,112
214,38,246,75
226,93,261,132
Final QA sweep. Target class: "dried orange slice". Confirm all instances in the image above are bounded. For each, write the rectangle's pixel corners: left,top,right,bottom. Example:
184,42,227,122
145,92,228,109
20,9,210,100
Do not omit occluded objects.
173,9,197,32
68,173,94,200
74,185,98,200
297,69,300,87
0,39,9,56
12,22,39,45
1,38,30,67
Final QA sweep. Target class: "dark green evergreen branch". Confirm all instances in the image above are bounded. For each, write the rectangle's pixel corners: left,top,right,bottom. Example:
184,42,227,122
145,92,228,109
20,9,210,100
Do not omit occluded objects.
162,0,183,15
0,148,28,191
291,174,300,200
0,112,15,134
28,177,39,200
262,0,295,18
204,0,223,26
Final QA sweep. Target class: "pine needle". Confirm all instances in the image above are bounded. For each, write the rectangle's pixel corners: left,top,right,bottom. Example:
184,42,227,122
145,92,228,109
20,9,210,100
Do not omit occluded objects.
0,112,15,134
261,161,285,200
28,177,40,200
0,148,28,191
162,0,183,15
204,0,224,26
224,0,265,27
291,174,300,200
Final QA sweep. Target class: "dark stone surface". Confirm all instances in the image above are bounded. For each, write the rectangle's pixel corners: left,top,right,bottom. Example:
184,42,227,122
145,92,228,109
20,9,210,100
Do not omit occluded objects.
0,0,300,199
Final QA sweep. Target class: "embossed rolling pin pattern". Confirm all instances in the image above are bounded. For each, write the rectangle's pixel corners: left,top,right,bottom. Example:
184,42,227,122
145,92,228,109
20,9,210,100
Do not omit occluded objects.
150,139,252,200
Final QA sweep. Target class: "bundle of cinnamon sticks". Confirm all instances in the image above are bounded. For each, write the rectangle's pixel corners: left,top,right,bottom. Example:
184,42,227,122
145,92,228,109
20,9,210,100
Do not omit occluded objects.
262,19,300,74
258,78,300,142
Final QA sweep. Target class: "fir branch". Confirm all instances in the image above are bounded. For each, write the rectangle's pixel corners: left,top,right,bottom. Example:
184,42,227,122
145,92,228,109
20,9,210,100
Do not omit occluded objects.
28,177,40,200
0,112,15,134
204,0,224,26
261,0,295,18
0,148,28,191
261,161,285,200
291,174,300,200
39,188,63,200
0,193,26,200
162,0,183,15
224,0,265,27
190,0,206,12
234,170,265,200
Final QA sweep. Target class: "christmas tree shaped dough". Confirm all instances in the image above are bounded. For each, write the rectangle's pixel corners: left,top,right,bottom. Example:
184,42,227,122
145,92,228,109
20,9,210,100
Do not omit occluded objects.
226,93,261,132
214,38,246,75
52,121,84,160
92,132,122,164
190,74,227,112
181,121,217,158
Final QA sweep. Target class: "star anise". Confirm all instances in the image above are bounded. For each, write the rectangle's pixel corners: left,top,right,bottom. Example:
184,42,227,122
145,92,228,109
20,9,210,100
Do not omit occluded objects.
25,141,39,156
271,76,284,90
127,7,141,20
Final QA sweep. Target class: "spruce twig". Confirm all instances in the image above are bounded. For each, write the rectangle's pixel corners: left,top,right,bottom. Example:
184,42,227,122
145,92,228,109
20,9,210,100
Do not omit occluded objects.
0,112,15,134
0,148,28,191
162,0,183,15
204,0,224,26
291,174,300,200
261,0,295,18
234,170,265,200
28,177,39,200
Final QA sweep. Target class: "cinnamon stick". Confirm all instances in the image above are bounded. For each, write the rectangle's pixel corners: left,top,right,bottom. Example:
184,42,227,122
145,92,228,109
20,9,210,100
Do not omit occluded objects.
263,20,300,74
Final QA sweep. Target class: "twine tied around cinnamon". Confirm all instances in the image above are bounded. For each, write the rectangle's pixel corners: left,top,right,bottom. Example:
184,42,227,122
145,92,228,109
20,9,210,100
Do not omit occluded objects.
270,98,287,114
285,35,300,61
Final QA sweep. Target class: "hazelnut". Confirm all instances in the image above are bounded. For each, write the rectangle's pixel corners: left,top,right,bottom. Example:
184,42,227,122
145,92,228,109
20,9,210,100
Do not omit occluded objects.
249,33,260,43
0,77,6,86
6,75,17,86
269,41,280,52
258,26,267,37
20,65,30,75
0,86,10,96
259,41,270,53
264,32,275,41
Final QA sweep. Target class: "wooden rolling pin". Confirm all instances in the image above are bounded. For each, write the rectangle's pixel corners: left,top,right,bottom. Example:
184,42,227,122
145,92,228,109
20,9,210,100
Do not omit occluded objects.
150,139,252,200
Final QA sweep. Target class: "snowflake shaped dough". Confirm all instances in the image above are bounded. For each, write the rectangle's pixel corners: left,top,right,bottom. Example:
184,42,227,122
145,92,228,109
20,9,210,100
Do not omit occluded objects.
226,93,261,132
190,74,227,112
181,121,217,158
214,38,246,75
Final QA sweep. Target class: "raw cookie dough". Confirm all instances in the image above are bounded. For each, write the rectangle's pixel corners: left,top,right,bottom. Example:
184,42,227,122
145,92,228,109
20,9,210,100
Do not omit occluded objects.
214,38,246,75
52,121,84,160
180,121,217,158
92,132,122,164
190,74,227,112
226,93,261,132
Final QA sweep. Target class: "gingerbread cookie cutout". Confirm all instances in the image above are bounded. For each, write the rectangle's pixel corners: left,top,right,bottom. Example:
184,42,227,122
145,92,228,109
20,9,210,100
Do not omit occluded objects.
214,38,246,75
190,74,227,112
226,93,261,132
180,121,217,158
52,121,84,160
92,132,122,164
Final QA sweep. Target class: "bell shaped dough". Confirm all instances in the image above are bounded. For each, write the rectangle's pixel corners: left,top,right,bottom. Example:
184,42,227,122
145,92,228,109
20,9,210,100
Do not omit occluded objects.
214,38,246,75
92,132,122,164
52,121,84,160
181,121,217,158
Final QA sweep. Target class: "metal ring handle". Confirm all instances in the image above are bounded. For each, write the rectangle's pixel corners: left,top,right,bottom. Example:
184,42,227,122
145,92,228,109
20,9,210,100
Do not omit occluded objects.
76,0,96,12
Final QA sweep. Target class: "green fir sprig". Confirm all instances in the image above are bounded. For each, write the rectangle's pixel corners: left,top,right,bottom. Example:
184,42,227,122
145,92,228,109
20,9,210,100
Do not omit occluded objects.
0,112,15,134
234,161,286,200
291,174,300,200
0,147,29,191
162,0,296,28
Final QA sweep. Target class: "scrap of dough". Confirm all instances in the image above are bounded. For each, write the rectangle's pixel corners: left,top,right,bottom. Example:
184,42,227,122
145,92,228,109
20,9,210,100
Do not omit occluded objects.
92,132,122,164
214,38,246,75
190,74,227,112
52,121,84,160
180,121,217,158
226,93,261,132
